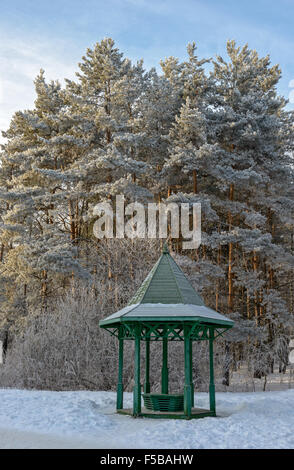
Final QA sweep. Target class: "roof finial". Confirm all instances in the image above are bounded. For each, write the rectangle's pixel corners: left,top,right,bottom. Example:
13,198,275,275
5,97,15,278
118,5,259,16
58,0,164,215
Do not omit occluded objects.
162,241,169,254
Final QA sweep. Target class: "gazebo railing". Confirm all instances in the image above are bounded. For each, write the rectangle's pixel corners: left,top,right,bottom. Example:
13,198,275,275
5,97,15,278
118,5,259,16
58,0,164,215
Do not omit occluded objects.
103,321,230,342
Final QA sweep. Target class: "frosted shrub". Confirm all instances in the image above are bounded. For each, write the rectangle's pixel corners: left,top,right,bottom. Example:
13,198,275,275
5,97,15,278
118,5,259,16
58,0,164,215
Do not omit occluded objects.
0,287,123,390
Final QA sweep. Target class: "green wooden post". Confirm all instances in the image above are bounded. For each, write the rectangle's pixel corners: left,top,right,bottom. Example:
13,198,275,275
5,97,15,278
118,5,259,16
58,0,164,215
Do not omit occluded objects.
161,335,169,394
184,326,192,418
209,328,216,415
133,326,142,416
116,329,124,410
190,338,194,408
144,338,150,394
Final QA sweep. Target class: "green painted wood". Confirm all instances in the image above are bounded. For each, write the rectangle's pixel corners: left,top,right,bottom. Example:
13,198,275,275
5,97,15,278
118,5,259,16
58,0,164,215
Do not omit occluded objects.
117,408,216,420
100,245,234,420
116,333,124,410
128,244,205,306
102,321,232,341
161,336,169,394
209,329,216,414
100,316,233,329
100,244,234,330
143,393,183,412
184,326,192,418
139,411,215,420
144,339,150,394
133,326,141,416
190,338,194,408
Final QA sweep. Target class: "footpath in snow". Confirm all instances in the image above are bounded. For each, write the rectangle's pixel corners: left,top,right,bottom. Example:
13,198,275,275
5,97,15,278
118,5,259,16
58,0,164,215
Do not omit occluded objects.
0,388,293,449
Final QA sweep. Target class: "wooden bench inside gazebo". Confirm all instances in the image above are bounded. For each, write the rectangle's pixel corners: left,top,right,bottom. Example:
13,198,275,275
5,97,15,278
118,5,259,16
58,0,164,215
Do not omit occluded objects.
99,243,234,419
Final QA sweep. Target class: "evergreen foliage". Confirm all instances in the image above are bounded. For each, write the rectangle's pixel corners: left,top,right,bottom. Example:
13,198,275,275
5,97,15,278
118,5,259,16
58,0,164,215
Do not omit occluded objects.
0,39,293,389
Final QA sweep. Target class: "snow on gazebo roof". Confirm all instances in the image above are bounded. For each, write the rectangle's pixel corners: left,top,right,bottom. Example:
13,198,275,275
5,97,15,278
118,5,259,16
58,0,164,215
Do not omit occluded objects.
99,243,234,328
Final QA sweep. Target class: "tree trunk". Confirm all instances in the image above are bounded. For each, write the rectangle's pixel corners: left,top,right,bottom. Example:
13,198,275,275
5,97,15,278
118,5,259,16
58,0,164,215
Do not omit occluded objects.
228,183,234,311
223,183,235,387
69,200,75,242
193,169,198,194
41,270,48,312
253,251,259,325
0,244,4,262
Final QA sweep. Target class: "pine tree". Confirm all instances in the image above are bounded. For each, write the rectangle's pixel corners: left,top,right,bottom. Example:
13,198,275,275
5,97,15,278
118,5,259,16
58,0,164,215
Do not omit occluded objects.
0,38,293,389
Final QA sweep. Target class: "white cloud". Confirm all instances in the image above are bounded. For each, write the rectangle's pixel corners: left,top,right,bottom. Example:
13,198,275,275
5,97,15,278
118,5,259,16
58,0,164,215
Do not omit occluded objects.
0,34,77,143
1,0,293,144
288,80,294,103
125,0,172,14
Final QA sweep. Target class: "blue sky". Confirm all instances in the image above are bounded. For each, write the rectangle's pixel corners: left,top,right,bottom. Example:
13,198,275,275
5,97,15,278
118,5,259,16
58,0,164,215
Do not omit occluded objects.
0,0,293,139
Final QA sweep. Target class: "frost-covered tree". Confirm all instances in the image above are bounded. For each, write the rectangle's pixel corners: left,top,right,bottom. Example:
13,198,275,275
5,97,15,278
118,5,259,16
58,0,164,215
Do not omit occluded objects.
0,38,293,390
164,41,294,384
0,71,89,326
64,38,151,202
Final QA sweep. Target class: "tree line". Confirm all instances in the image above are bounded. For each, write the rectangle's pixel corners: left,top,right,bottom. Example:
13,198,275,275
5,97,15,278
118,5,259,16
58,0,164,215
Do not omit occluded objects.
0,38,293,389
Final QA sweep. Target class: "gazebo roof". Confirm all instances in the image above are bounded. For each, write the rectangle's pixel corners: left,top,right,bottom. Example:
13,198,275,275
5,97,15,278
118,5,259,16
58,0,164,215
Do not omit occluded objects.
99,244,234,329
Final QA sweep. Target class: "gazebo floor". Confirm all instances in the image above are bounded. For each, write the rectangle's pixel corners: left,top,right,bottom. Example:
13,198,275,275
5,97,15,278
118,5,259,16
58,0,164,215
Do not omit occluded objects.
117,407,216,420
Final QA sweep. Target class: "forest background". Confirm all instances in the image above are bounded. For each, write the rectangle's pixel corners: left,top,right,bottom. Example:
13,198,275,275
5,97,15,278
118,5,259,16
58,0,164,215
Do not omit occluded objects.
0,38,293,392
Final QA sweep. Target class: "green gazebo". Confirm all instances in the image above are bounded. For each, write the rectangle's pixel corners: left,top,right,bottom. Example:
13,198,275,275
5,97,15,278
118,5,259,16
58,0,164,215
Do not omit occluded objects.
99,244,234,419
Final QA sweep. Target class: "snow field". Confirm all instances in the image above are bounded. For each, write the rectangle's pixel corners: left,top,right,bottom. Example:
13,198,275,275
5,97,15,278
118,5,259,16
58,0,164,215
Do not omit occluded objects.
0,389,293,449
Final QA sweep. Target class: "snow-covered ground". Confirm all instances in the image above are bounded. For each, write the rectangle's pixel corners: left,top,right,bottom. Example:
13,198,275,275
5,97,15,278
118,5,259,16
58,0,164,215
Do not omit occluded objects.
0,388,293,449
